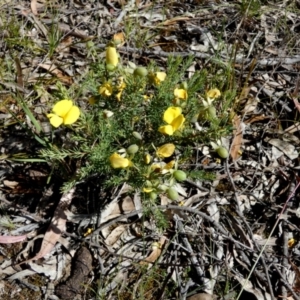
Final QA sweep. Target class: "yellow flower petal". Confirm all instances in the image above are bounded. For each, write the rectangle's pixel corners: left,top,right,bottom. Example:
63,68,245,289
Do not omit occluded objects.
52,100,73,117
47,114,63,128
156,72,166,82
163,107,182,124
149,72,166,86
157,143,175,158
171,114,185,131
116,90,122,101
119,82,126,90
117,77,126,90
63,105,80,125
143,94,152,102
151,163,162,171
288,238,296,248
150,162,174,174
207,88,221,99
109,153,130,168
106,46,118,67
174,88,188,100
164,160,175,170
99,83,113,97
47,100,80,127
158,125,174,135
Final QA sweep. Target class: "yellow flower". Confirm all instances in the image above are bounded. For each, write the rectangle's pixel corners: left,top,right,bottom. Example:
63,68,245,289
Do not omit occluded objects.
288,238,296,248
156,72,166,82
116,77,126,101
116,91,122,101
99,82,113,97
117,77,126,90
149,72,166,86
109,153,132,169
207,88,221,100
174,88,188,100
144,153,151,164
151,160,175,174
156,143,175,158
165,160,175,169
106,46,118,67
47,99,80,128
151,163,162,172
158,107,185,135
143,94,153,102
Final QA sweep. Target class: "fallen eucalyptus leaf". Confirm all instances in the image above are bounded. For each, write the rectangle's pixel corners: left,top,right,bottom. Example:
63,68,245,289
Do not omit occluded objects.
265,138,298,160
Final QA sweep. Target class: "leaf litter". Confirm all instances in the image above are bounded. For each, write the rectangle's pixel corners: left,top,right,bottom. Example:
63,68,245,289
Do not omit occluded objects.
2,0,300,299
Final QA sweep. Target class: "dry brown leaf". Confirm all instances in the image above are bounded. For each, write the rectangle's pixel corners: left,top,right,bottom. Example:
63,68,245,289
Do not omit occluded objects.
235,85,251,105
140,236,166,265
31,0,38,15
163,16,191,25
38,63,73,85
187,293,214,300
111,196,135,215
55,36,73,54
34,208,66,260
3,180,19,189
141,245,161,264
290,260,300,293
290,80,300,112
292,96,300,113
105,225,126,246
242,96,259,114
0,235,27,244
18,188,75,265
230,115,243,161
245,115,269,124
285,123,300,134
14,57,23,89
266,138,298,160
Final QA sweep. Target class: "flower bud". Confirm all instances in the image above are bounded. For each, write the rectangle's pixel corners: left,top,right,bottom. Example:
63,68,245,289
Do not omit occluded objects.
180,81,188,90
86,40,94,49
106,63,116,71
133,131,142,140
191,114,199,123
106,46,118,67
158,184,168,192
127,144,139,154
167,188,179,201
134,67,148,77
207,106,216,119
145,180,152,187
103,110,114,118
149,192,158,200
217,147,229,159
173,170,187,182
144,153,151,164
